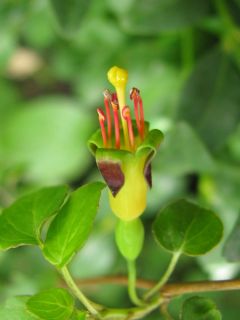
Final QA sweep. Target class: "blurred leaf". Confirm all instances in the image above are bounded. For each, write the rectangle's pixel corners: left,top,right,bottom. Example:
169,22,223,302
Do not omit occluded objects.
181,296,222,320
0,186,68,250
119,0,210,34
0,297,35,320
22,5,56,49
223,212,240,262
49,0,91,34
153,199,223,255
1,97,93,183
178,48,240,151
27,288,74,320
157,122,215,175
43,182,105,267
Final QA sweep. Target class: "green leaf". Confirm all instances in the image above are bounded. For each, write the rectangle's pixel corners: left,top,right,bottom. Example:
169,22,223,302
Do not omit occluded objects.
223,212,240,262
156,122,214,175
1,97,93,183
43,182,105,267
27,288,74,320
181,296,222,320
0,297,35,320
178,48,240,151
119,0,210,34
49,0,91,35
0,186,69,250
153,199,223,256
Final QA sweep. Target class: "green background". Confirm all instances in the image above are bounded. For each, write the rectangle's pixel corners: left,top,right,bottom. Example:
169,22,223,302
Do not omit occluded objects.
0,0,240,318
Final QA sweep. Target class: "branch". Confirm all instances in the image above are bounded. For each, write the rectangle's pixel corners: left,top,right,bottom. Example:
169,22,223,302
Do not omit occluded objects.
65,276,240,298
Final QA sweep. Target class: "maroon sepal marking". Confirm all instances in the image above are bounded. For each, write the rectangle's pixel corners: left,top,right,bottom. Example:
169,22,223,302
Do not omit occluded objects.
144,162,152,188
97,161,124,196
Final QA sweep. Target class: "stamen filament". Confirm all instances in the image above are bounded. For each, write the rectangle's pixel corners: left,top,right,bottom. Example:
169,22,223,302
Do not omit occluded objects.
122,106,135,150
97,108,108,147
138,95,145,139
103,90,112,140
111,102,120,149
130,88,144,140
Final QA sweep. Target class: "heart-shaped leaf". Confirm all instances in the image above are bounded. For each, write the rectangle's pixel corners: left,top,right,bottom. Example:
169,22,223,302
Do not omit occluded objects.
153,199,223,256
181,296,222,320
27,288,74,320
43,182,105,267
0,186,69,250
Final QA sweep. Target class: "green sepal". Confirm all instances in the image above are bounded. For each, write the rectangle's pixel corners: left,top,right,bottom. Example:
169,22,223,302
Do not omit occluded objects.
136,128,164,160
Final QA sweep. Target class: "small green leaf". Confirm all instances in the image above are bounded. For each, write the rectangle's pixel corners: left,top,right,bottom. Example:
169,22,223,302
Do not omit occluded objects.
43,182,105,267
181,296,222,320
27,288,74,320
0,186,69,250
223,212,240,262
0,297,35,320
153,199,223,256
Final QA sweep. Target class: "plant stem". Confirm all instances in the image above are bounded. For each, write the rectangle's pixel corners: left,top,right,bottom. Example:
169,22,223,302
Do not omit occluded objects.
144,252,181,300
127,260,143,306
60,266,101,317
71,276,240,296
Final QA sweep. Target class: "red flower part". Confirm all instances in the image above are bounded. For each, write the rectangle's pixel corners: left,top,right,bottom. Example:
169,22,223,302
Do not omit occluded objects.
97,108,107,147
122,106,135,150
111,101,121,149
103,89,112,140
130,87,145,140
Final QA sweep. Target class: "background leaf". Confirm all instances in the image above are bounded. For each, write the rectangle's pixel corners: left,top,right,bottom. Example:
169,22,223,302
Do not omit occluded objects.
223,212,240,262
118,0,210,34
49,0,91,34
43,182,105,267
0,186,69,250
27,288,74,320
1,97,93,184
156,122,214,175
181,296,222,320
0,297,35,320
153,199,223,255
178,48,240,151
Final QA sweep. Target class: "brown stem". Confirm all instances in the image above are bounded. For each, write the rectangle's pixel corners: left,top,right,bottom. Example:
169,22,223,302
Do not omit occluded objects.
60,276,240,298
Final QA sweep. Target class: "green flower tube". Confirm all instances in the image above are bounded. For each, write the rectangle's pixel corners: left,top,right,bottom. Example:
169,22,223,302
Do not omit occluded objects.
88,66,163,221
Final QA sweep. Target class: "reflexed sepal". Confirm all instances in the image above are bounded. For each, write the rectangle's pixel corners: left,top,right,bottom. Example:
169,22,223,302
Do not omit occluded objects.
137,128,164,187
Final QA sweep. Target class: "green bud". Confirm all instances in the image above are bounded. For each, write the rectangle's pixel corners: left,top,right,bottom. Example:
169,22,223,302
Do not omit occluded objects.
115,218,144,261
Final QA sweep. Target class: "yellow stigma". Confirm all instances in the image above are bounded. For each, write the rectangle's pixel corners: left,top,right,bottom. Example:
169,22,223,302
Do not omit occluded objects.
107,66,129,148
107,66,128,89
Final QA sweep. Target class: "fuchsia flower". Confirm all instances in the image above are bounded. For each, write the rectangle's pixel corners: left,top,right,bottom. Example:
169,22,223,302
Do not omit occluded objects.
88,66,163,221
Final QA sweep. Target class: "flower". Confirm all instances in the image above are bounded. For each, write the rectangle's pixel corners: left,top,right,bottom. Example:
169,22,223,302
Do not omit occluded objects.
88,66,163,221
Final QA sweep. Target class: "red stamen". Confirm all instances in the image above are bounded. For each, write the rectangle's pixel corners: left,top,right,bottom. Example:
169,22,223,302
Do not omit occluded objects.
130,87,145,140
122,106,135,150
97,108,107,147
111,102,120,149
130,88,141,138
103,89,112,140
138,95,145,138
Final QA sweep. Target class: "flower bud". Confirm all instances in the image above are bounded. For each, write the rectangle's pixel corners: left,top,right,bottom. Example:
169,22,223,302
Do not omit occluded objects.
115,218,144,261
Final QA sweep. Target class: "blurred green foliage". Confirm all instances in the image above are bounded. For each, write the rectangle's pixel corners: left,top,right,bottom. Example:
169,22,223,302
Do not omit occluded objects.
0,0,240,318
